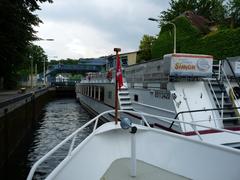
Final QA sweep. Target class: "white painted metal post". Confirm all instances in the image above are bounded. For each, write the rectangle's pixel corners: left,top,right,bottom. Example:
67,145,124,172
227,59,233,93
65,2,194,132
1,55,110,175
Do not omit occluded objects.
94,86,96,99
98,87,101,101
131,133,136,177
43,58,46,86
218,60,221,80
30,59,33,89
221,92,224,121
90,86,92,97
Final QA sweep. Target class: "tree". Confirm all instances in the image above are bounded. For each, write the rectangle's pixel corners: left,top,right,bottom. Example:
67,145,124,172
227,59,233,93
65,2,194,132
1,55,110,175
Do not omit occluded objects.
18,44,47,77
0,0,52,89
137,35,156,63
160,0,197,24
160,0,225,24
227,0,240,28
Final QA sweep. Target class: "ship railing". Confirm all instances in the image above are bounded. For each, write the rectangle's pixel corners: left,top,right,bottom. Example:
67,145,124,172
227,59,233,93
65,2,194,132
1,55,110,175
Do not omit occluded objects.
173,106,240,122
132,101,175,114
207,79,224,121
80,72,110,83
221,66,240,107
27,109,240,180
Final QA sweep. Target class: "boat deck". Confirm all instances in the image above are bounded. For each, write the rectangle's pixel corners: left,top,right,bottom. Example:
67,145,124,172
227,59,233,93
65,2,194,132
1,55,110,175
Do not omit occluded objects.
101,158,191,180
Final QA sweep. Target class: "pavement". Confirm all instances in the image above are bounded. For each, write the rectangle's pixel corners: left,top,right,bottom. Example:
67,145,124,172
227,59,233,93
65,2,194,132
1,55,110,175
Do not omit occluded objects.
0,90,21,103
0,87,42,103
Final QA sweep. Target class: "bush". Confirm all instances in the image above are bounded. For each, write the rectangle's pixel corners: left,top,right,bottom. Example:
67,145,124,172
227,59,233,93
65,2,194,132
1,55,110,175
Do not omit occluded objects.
152,16,240,60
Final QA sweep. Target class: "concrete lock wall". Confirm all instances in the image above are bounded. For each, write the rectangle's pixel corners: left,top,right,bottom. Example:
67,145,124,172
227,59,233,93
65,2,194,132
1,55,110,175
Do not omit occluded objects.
0,89,55,177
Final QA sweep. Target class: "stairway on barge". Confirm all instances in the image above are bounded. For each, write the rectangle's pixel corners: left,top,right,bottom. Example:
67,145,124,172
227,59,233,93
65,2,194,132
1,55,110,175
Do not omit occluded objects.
208,65,239,127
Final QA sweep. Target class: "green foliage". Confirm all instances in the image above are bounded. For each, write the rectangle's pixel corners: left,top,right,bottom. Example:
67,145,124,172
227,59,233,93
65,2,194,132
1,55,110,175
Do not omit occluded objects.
192,28,240,59
137,35,156,63
227,0,240,28
152,16,240,60
0,0,52,89
48,58,79,66
152,17,201,58
160,0,225,24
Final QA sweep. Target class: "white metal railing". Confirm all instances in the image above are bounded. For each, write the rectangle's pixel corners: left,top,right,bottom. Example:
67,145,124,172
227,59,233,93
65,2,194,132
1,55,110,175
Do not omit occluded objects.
208,79,221,109
27,109,240,180
132,101,175,114
207,79,223,124
212,62,221,80
193,116,240,123
221,67,240,107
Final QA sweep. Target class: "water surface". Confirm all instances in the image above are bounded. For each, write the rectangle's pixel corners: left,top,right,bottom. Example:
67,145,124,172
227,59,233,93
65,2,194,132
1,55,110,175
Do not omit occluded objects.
10,98,92,180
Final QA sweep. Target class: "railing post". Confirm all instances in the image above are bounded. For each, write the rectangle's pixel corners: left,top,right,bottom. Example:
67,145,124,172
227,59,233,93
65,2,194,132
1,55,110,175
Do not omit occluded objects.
93,117,99,131
68,135,77,156
221,92,224,121
131,129,136,177
218,60,221,80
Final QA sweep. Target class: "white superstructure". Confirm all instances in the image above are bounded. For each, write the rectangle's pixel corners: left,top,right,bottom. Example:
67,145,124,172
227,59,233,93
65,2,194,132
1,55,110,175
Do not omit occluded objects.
126,54,240,133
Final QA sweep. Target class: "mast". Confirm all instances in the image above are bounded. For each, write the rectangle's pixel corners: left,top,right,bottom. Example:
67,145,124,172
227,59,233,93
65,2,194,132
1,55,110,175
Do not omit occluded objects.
114,48,121,125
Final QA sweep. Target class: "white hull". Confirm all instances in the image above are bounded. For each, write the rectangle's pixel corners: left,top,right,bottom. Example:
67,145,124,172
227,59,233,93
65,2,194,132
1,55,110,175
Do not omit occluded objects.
129,81,222,132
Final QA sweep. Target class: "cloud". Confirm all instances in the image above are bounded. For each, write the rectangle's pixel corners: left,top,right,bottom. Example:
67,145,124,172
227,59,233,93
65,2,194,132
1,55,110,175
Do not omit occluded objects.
34,0,169,59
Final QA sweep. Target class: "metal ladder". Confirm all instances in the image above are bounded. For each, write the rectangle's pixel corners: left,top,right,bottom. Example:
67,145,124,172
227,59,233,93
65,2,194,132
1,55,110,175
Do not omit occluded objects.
208,63,237,126
118,83,133,110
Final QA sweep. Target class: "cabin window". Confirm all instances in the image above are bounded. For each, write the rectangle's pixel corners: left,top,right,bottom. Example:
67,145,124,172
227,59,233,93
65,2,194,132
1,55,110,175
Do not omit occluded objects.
143,83,148,89
91,86,94,98
161,82,167,90
100,87,104,101
108,91,112,99
121,56,128,67
134,95,138,102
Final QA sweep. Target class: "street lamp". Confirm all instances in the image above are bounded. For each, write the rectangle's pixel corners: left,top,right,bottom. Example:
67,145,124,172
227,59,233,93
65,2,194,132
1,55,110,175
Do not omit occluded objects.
148,17,176,54
43,57,46,86
38,38,54,41
38,38,55,86
44,56,58,86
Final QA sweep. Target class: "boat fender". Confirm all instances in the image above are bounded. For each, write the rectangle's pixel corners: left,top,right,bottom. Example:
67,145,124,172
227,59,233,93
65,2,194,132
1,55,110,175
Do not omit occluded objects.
130,126,137,134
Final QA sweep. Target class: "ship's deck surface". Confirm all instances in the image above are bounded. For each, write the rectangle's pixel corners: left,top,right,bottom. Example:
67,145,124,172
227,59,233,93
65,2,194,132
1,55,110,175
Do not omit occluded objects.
101,158,190,180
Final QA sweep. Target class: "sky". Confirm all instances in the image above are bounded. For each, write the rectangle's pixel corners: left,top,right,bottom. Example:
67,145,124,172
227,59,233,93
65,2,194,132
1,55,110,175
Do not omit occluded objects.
34,0,169,59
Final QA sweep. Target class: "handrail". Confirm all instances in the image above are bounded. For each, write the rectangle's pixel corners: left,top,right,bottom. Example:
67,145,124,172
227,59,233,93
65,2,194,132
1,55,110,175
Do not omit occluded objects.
221,67,240,107
208,79,221,109
174,106,240,120
170,105,240,130
27,109,240,180
225,59,240,87
193,116,240,123
132,101,175,114
207,78,223,124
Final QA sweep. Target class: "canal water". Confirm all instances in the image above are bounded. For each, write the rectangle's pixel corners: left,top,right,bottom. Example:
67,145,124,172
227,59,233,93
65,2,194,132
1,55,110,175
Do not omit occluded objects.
9,98,92,180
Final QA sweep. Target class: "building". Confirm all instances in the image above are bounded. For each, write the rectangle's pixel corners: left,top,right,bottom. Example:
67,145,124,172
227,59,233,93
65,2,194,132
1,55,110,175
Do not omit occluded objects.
108,51,138,68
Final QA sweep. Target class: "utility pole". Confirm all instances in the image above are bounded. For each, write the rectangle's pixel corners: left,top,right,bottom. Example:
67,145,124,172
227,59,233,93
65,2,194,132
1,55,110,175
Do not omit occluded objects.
30,57,33,89
43,58,46,86
35,64,37,75
148,17,177,54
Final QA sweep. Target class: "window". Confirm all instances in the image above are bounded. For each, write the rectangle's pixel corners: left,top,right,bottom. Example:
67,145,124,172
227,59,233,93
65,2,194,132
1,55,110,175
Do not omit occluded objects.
121,56,128,67
108,91,112,99
100,87,104,101
134,95,138,102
